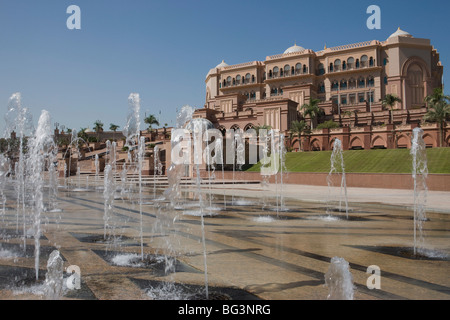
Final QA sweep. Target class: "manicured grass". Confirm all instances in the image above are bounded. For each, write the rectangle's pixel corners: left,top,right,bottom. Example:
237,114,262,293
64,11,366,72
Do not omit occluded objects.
246,148,450,174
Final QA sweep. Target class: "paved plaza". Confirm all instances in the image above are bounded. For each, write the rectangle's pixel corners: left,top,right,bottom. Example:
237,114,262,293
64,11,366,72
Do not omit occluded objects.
0,177,449,300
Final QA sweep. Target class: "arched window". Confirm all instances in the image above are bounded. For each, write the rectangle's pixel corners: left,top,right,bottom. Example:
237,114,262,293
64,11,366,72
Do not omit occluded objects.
340,79,348,90
303,64,307,73
355,59,360,69
347,57,354,69
331,80,339,91
273,67,279,77
223,79,226,87
318,63,325,75
358,77,365,88
236,75,241,85
268,70,272,78
342,61,347,70
232,78,236,85
251,74,255,83
279,87,283,94
245,73,251,84
367,75,375,87
250,91,256,99
280,68,284,76
329,63,334,72
369,57,374,67
334,59,341,72
291,66,295,75
361,55,368,68
271,87,278,96
226,76,231,86
296,63,302,74
284,65,290,76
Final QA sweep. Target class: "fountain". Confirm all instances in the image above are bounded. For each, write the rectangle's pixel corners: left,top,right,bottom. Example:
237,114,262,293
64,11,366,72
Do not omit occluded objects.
410,127,428,255
44,250,64,300
326,138,348,219
4,93,32,246
324,256,354,300
27,110,55,280
122,93,145,259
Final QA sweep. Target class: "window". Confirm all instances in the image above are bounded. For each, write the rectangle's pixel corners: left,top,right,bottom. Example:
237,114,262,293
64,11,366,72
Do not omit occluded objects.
226,76,231,86
268,70,272,78
348,78,356,89
342,61,347,70
273,67,279,77
251,74,255,83
250,91,256,99
245,73,251,84
284,65,290,76
341,95,347,105
334,59,341,72
271,87,278,96
356,59,360,69
232,78,236,85
347,57,354,69
383,58,387,66
358,77,365,88
291,66,295,75
303,65,307,73
367,76,375,87
318,63,325,75
340,79,347,90
331,80,339,91
367,91,374,103
358,93,365,103
369,57,374,67
349,94,356,105
236,75,241,85
318,83,325,93
361,55,368,68
296,63,302,74
384,76,388,85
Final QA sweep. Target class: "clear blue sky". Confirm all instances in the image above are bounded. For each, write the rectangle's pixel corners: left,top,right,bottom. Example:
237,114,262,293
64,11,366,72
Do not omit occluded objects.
1,0,449,135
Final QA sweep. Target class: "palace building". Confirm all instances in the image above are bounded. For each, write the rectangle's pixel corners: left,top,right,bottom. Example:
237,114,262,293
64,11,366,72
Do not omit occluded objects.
195,28,447,150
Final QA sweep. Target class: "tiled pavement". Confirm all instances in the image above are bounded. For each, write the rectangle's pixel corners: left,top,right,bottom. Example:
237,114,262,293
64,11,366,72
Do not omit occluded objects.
0,180,449,300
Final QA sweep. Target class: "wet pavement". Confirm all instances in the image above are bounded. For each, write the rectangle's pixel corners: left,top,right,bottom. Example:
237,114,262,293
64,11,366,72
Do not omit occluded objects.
0,178,449,300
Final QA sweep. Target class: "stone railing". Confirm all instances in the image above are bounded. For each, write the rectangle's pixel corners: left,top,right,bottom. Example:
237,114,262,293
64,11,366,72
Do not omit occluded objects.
222,61,258,70
328,40,377,52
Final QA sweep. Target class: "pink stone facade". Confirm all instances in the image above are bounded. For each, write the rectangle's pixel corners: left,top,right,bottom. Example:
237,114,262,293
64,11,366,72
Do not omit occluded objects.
199,28,447,150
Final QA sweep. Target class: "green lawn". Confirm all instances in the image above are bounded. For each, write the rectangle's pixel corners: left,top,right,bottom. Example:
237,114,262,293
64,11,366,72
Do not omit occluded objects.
246,148,450,174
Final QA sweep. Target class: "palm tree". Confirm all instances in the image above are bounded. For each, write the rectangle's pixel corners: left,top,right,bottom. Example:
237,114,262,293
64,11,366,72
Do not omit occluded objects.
93,120,104,141
300,99,323,129
424,88,450,147
290,120,309,151
382,94,402,124
425,87,450,106
144,115,160,132
110,123,119,141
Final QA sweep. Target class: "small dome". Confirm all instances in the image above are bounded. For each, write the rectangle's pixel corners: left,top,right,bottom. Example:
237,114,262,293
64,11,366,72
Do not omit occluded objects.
284,43,305,54
85,127,93,133
215,60,229,68
388,27,412,39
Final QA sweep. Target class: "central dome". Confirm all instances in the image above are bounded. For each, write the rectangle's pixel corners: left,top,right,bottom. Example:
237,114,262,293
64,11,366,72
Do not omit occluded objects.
284,43,305,54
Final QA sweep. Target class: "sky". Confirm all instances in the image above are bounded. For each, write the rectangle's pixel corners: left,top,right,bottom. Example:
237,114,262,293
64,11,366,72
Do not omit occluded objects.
0,0,449,135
